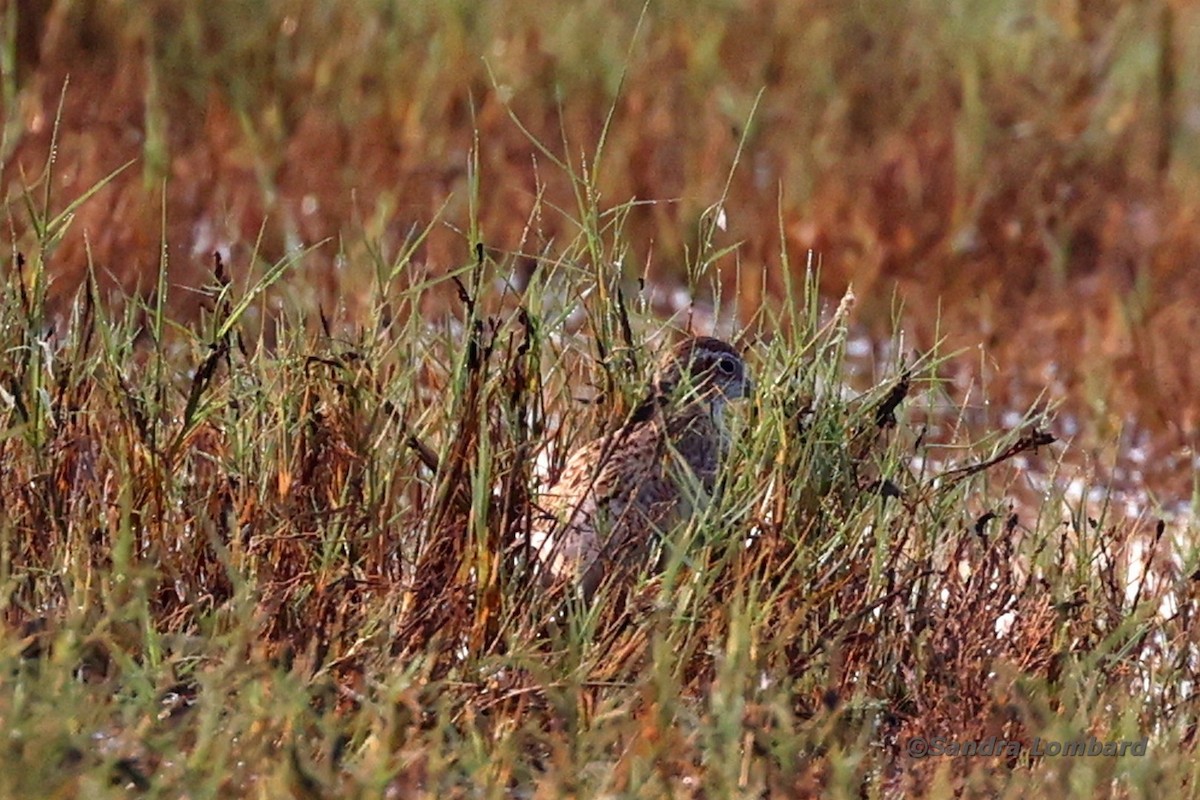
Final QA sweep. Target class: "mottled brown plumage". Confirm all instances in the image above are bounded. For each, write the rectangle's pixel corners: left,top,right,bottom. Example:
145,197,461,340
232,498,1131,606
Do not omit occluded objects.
532,336,752,598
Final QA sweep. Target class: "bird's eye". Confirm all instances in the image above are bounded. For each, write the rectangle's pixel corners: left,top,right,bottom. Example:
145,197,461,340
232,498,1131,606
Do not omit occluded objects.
716,356,737,376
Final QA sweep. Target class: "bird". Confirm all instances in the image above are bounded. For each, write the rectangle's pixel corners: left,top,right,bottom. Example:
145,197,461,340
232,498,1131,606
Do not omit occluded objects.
531,335,752,599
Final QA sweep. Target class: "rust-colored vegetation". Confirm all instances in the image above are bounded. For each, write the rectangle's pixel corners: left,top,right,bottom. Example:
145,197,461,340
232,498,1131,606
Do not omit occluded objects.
6,3,1200,469
1,1,1198,796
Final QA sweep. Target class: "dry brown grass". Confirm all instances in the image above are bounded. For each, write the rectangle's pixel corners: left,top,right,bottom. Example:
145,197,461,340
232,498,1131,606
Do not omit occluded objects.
0,240,1194,795
3,1,1199,796
4,2,1200,482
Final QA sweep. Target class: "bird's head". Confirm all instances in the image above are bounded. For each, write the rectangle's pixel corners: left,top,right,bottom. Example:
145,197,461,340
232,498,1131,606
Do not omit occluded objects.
654,336,752,408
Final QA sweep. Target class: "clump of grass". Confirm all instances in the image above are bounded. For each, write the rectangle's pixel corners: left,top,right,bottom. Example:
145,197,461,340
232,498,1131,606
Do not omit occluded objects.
1,128,1197,798
8,0,1200,473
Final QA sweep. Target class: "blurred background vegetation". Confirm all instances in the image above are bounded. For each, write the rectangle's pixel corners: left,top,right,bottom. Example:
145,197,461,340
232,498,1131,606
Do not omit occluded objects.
3,0,1199,488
